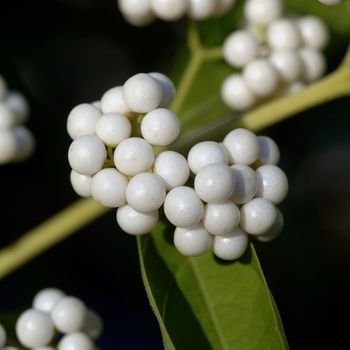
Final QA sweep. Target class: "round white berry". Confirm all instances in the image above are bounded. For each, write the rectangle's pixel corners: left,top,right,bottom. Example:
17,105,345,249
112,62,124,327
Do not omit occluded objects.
0,102,16,128
212,227,249,260
297,16,329,50
95,112,132,147
51,296,87,334
100,86,132,114
114,137,154,176
68,134,106,175
164,186,204,228
187,141,228,175
202,200,240,235
223,30,259,68
223,128,260,165
174,222,213,257
255,207,283,242
0,75,8,100
66,103,101,140
153,151,190,191
118,0,155,26
242,59,280,97
267,18,302,50
117,204,159,235
188,0,217,20
229,164,258,204
194,163,235,204
299,48,326,82
33,288,66,313
148,72,176,108
257,135,280,165
244,0,283,26
0,128,18,164
70,170,93,197
57,332,94,350
123,73,162,113
16,309,54,348
255,164,288,204
12,126,36,162
82,309,103,340
4,91,29,124
240,197,277,235
141,108,180,146
318,0,346,5
0,323,6,348
150,0,188,21
126,172,166,213
91,168,128,207
269,49,303,84
221,74,256,111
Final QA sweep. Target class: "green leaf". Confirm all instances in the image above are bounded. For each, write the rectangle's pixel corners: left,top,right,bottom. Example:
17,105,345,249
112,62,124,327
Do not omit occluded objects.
137,220,288,350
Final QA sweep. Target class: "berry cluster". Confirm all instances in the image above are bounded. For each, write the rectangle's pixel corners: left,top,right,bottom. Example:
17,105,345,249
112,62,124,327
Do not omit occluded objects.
221,0,329,111
0,288,102,350
67,72,288,261
118,0,236,26
0,75,35,165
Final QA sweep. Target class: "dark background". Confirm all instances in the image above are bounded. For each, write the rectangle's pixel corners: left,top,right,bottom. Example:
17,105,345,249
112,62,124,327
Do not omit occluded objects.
0,1,350,349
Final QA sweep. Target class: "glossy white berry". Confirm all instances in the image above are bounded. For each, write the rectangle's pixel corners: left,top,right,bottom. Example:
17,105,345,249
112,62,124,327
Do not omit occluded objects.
82,309,103,340
0,323,6,348
269,49,304,84
188,0,217,20
118,0,155,26
141,108,180,146
12,126,35,162
244,0,283,26
16,309,54,348
212,227,249,260
229,164,258,204
297,16,329,50
150,0,188,21
114,137,155,176
221,74,256,111
164,186,204,228
202,200,240,236
223,30,259,68
117,204,159,235
126,172,166,213
0,102,16,128
223,128,260,165
255,207,283,242
188,141,228,175
100,86,132,114
299,48,326,82
51,296,87,334
95,112,132,147
240,197,277,235
194,163,235,204
58,332,94,350
148,72,176,108
255,164,288,204
318,0,346,5
123,73,162,113
70,170,93,197
0,128,18,164
267,18,302,50
4,91,29,124
68,134,106,175
257,135,280,165
174,222,213,257
153,151,190,191
66,103,101,139
33,288,66,313
91,168,128,207
242,59,280,97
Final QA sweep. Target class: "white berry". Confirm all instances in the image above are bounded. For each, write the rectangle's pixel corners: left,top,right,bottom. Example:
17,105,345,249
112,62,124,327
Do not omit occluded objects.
82,309,103,340
70,170,93,197
4,91,29,124
267,18,302,50
33,288,66,313
188,0,217,20
299,47,326,82
100,86,132,114
297,16,329,50
0,128,18,164
257,135,280,165
148,72,176,108
0,323,6,348
150,0,188,21
118,0,155,26
58,332,94,350
318,0,346,5
244,0,283,26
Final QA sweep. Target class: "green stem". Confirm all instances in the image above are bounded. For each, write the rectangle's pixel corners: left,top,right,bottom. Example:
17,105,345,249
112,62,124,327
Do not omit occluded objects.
0,198,109,280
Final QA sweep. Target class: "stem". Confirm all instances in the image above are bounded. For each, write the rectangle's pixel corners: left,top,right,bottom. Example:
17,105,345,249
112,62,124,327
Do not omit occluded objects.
0,198,109,280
